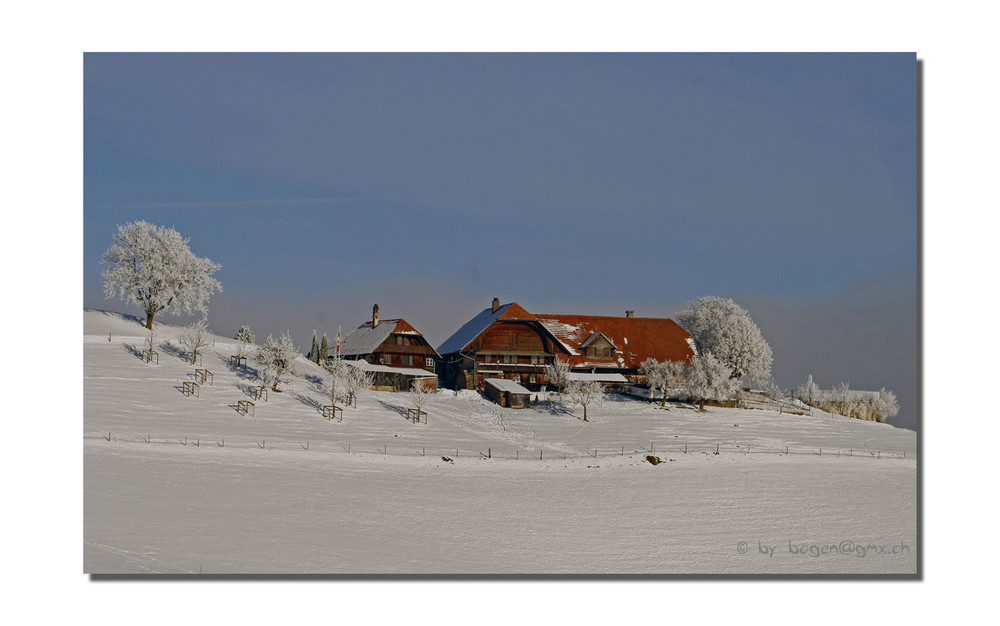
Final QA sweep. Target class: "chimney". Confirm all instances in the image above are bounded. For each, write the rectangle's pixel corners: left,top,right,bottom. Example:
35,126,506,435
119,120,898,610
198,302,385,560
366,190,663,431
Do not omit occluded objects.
626,310,635,318
372,304,380,328
492,297,500,313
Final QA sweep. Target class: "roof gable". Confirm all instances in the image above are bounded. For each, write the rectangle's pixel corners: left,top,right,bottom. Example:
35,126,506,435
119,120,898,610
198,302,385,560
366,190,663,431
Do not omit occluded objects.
340,319,399,357
579,331,617,351
437,302,530,354
339,318,438,358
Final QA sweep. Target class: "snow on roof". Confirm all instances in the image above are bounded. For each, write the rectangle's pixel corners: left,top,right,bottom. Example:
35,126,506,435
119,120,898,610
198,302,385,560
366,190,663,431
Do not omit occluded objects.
566,372,628,383
437,303,525,354
484,378,532,394
339,320,399,356
536,320,582,356
579,331,617,350
346,359,435,378
337,318,438,358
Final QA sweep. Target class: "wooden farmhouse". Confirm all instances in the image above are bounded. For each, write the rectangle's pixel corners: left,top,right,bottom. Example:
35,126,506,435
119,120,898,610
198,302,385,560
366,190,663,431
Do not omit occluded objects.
437,298,696,392
338,304,440,391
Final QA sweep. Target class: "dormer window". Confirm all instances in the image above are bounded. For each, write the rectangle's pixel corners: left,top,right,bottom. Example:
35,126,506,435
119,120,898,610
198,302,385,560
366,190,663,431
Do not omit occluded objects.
580,332,617,360
586,346,614,359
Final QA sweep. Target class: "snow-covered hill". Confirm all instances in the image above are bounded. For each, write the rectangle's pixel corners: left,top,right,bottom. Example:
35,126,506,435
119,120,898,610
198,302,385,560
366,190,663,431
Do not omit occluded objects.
83,309,917,575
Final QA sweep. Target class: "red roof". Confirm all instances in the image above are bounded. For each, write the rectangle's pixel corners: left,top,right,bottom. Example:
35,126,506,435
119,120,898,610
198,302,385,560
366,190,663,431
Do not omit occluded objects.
534,313,695,368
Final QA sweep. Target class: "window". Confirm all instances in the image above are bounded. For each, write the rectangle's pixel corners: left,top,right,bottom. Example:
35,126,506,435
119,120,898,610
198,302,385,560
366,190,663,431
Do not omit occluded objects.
425,357,434,368
529,374,536,383
402,355,413,366
379,354,391,365
587,347,613,359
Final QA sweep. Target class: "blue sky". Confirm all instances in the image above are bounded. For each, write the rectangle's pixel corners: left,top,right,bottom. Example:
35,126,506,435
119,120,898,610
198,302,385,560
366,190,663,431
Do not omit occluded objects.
83,53,918,429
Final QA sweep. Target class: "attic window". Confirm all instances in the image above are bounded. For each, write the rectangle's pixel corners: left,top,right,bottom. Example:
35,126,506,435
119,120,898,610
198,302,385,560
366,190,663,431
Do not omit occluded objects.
586,346,613,359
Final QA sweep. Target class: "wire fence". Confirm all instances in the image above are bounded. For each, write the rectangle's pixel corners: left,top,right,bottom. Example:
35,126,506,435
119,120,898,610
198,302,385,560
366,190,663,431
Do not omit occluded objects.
85,432,914,462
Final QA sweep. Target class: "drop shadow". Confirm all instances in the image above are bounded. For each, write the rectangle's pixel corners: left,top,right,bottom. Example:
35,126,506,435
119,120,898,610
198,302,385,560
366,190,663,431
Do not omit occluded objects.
293,392,324,414
377,399,413,421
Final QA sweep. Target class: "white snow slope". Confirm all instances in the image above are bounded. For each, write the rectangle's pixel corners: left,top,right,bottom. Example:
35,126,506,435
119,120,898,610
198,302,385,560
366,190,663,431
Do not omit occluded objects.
84,310,917,575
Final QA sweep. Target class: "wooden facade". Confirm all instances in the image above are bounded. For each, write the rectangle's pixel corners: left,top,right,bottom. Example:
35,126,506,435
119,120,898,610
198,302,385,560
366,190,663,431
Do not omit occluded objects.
340,305,440,374
364,324,438,372
437,299,696,393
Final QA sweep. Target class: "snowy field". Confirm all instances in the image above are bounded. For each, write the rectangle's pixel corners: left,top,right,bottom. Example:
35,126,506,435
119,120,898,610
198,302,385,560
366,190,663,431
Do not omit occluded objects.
83,310,917,575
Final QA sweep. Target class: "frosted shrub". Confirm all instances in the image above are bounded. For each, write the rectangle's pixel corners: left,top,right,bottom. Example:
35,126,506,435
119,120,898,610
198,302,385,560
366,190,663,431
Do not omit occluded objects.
543,358,571,394
178,318,212,364
795,375,819,405
254,332,298,391
873,388,900,422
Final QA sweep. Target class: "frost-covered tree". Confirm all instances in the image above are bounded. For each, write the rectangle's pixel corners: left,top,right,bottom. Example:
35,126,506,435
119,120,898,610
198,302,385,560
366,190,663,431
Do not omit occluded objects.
684,353,740,411
253,332,298,391
543,357,572,394
324,356,349,409
641,358,671,406
676,296,773,384
641,358,687,406
178,318,212,364
762,378,788,405
873,387,900,423
409,378,435,422
567,380,605,422
234,325,255,358
342,363,375,407
102,221,222,329
830,382,853,416
795,374,819,405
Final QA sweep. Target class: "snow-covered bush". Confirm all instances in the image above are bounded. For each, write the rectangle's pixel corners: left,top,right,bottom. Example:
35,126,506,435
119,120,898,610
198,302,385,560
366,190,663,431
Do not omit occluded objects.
676,296,773,384
684,353,741,411
872,388,900,422
762,378,788,404
253,332,298,391
178,318,212,364
795,374,819,405
640,358,670,405
342,364,375,407
807,382,900,423
324,357,349,408
641,358,687,406
102,220,222,329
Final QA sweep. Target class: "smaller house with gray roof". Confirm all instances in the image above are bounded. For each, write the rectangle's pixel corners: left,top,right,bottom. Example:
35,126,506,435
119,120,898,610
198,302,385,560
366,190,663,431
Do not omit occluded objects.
338,304,440,390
